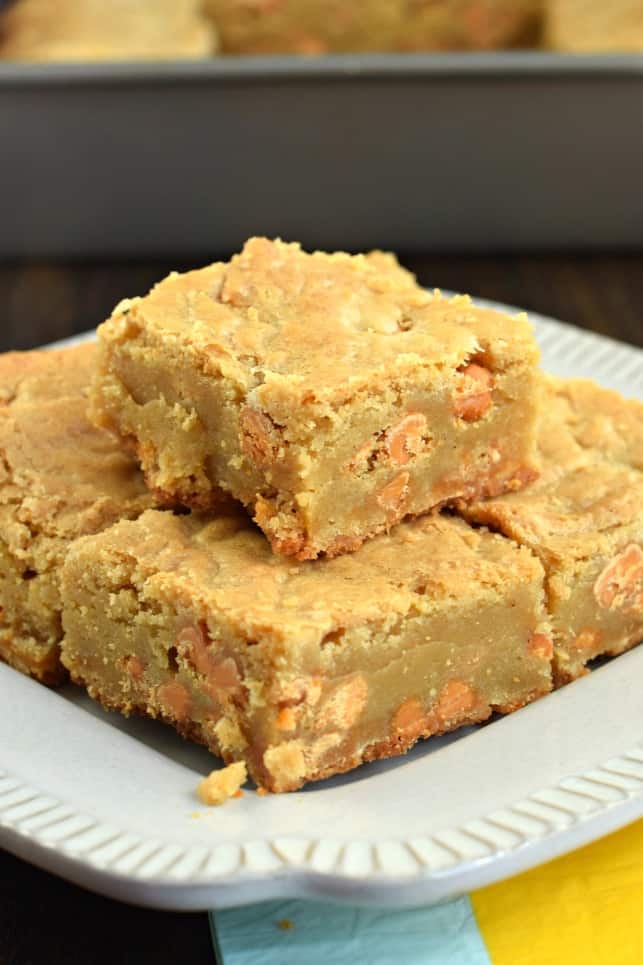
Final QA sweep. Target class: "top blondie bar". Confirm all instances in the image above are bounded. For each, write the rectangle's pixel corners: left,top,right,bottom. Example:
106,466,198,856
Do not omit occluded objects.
92,238,541,559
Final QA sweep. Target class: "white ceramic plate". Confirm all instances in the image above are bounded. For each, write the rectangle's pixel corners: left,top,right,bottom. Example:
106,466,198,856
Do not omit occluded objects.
1,305,642,911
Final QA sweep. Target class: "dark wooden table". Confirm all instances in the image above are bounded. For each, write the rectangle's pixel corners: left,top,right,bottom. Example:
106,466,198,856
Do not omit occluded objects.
0,252,641,965
1,253,642,351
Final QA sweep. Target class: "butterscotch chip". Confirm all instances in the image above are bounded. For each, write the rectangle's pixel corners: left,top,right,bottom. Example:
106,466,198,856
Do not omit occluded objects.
392,682,482,744
434,680,477,724
593,545,643,614
60,510,551,792
91,237,540,559
454,363,494,422
276,707,297,731
178,622,212,676
208,658,243,694
386,413,430,466
197,762,247,807
462,377,643,684
0,345,152,685
392,698,426,742
239,407,281,467
157,681,191,722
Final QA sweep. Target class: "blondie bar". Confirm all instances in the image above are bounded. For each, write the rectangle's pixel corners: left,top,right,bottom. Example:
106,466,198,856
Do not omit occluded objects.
91,237,541,559
205,1,540,55
0,345,152,684
461,377,643,684
546,1,643,52
0,0,216,62
60,509,552,792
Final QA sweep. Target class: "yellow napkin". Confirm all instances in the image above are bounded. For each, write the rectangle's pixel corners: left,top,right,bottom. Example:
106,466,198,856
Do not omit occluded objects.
472,819,643,965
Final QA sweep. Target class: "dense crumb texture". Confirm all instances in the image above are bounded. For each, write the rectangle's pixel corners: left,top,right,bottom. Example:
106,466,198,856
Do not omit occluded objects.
92,237,541,559
461,377,643,684
0,345,153,683
61,509,552,792
545,1,643,52
0,0,216,62
197,761,247,805
205,0,541,54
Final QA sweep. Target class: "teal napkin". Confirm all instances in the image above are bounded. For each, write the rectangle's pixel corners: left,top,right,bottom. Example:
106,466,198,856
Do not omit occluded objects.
210,896,491,964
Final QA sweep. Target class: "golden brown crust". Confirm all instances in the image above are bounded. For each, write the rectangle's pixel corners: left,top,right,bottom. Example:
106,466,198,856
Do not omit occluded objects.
361,707,493,768
69,671,551,793
66,668,235,760
148,481,231,513
0,634,65,686
553,628,643,687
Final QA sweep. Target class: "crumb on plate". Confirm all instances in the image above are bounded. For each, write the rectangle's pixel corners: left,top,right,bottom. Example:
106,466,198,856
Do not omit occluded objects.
197,761,247,806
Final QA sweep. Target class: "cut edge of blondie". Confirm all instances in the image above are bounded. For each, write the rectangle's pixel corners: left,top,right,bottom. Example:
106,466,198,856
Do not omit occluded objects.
60,510,552,792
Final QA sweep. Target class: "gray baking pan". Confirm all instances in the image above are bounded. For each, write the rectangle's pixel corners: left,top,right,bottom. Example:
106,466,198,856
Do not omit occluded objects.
1,52,642,258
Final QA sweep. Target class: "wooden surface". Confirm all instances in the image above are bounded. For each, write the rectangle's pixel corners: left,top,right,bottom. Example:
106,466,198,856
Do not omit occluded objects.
0,253,641,965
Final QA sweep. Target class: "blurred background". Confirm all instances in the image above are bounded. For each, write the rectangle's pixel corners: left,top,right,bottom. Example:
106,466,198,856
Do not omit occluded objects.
2,252,642,351
0,0,642,352
0,3,641,963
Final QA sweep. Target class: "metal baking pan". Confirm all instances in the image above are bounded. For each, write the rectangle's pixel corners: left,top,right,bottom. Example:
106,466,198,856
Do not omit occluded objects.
1,53,642,257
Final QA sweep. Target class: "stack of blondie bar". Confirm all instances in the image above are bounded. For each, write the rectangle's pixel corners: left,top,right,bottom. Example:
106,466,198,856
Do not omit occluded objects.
1,238,641,792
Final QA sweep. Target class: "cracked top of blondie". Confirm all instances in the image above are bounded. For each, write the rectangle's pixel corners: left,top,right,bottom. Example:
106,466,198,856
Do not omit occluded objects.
0,345,152,544
97,237,539,402
69,508,544,647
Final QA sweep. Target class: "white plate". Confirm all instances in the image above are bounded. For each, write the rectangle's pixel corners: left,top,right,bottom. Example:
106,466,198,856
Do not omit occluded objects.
1,305,642,911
